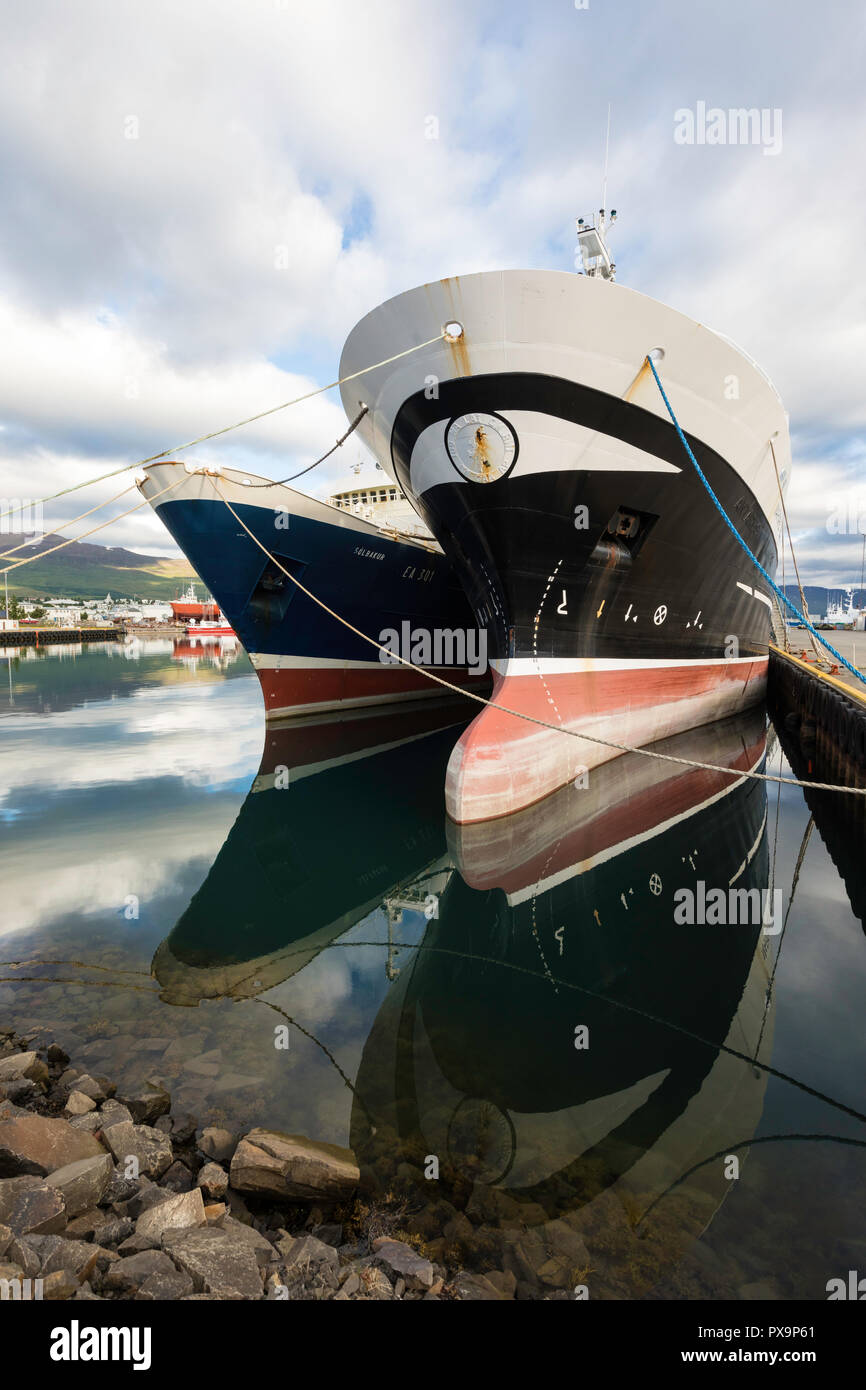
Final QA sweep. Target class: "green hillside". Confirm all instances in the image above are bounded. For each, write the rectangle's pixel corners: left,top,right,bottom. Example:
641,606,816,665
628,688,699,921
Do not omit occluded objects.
4,535,199,600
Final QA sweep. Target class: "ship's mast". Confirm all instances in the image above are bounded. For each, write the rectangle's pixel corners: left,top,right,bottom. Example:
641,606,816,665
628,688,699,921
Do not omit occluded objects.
576,106,617,281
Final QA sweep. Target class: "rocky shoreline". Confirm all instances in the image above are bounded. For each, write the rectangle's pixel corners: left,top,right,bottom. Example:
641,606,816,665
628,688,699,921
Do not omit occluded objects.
0,1028,516,1301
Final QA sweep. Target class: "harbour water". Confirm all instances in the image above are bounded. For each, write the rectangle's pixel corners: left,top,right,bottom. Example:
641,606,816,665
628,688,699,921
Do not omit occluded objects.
2,637,865,1300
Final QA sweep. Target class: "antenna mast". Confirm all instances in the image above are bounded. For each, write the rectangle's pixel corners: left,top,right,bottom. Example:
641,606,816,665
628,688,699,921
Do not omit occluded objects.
576,105,617,281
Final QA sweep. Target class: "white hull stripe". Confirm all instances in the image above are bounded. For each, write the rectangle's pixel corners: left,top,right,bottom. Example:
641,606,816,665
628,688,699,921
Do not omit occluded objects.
250,652,469,673
736,580,774,611
491,654,768,677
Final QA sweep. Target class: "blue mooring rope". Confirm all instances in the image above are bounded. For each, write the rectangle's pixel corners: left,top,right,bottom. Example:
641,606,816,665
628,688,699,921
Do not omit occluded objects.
645,355,866,688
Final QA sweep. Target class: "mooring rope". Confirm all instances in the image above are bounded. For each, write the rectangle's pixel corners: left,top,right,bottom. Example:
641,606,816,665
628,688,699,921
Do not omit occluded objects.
1,473,187,575
0,333,444,526
769,436,822,664
646,355,866,687
242,406,369,487
210,478,866,796
0,480,136,562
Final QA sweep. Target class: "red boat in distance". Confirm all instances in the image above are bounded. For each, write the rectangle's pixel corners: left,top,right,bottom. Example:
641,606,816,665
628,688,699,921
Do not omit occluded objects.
170,582,218,623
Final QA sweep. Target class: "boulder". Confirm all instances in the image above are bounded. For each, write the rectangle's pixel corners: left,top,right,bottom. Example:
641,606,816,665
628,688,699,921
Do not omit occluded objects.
64,1091,97,1116
196,1162,228,1200
230,1129,358,1202
0,1052,49,1089
42,1269,80,1299
39,1236,99,1279
0,1115,105,1177
103,1249,179,1294
136,1265,194,1300
198,1127,235,1163
68,1114,103,1134
7,1185,67,1237
45,1154,113,1218
279,1233,339,1273
99,1100,133,1130
135,1188,205,1243
118,1084,171,1125
164,1226,264,1299
6,1234,40,1277
371,1237,435,1291
161,1161,193,1193
213,1216,274,1268
68,1075,109,1103
103,1121,172,1179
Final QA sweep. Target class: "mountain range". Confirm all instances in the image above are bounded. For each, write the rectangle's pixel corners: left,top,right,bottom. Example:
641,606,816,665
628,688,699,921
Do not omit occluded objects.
2,534,197,600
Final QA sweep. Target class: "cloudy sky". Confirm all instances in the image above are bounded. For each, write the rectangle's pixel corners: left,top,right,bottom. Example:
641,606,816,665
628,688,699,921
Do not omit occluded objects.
0,0,863,583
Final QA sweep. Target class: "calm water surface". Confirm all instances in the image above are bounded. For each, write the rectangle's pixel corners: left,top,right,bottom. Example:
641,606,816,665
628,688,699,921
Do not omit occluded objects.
1,637,865,1300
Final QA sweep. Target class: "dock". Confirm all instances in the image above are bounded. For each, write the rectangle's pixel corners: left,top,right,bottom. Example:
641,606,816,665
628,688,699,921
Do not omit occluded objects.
768,639,866,787
0,626,123,647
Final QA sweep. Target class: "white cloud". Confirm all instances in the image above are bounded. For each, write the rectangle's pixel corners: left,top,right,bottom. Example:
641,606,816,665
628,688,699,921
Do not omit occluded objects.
0,0,862,583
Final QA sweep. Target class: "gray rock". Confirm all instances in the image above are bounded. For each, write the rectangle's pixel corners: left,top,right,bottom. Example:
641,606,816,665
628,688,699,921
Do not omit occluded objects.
103,1249,179,1294
70,1075,109,1103
135,1188,205,1243
0,1176,44,1227
117,1233,160,1255
161,1160,193,1192
92,1216,134,1247
164,1226,264,1299
136,1265,194,1300
45,1154,113,1218
0,1052,49,1088
118,1084,171,1125
0,1079,37,1105
6,1234,40,1277
39,1237,100,1280
198,1127,235,1163
455,1271,511,1300
196,1162,228,1200
104,1165,140,1205
371,1237,435,1291
0,1115,106,1177
170,1114,198,1144
42,1269,80,1299
68,1113,104,1133
217,1215,275,1268
0,1220,11,1258
99,1100,134,1130
73,1283,104,1300
279,1233,339,1272
64,1207,103,1239
311,1222,343,1247
2,1182,67,1237
230,1129,359,1202
103,1121,172,1179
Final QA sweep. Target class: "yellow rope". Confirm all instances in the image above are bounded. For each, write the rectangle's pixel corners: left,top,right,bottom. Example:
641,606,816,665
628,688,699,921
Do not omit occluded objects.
211,478,866,798
0,481,136,562
2,473,188,575
0,332,444,526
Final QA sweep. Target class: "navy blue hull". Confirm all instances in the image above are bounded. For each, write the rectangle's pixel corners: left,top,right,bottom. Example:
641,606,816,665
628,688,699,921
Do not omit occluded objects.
156,497,473,661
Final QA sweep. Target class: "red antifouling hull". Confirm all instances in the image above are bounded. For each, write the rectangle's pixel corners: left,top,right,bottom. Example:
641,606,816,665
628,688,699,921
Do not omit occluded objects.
445,657,768,824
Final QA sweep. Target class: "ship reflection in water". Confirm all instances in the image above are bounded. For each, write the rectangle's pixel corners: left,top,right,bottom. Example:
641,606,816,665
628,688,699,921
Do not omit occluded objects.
153,697,809,1296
